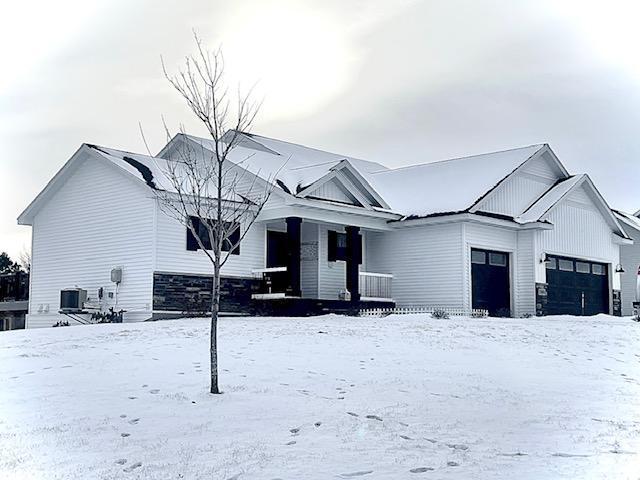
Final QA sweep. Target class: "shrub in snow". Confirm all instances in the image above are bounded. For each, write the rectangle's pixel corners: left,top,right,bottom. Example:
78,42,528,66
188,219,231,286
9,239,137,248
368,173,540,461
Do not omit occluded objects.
471,310,488,318
521,313,533,319
52,320,70,327
431,309,449,319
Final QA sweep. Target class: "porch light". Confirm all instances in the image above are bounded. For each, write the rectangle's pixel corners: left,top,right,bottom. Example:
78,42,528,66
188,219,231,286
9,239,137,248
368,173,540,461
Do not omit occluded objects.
540,253,548,264
615,264,625,273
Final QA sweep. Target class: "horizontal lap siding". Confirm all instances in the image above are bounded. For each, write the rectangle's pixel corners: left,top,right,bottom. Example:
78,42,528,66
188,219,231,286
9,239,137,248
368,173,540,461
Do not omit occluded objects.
154,208,266,278
28,158,154,328
301,222,319,298
619,225,640,316
365,224,464,307
318,225,346,299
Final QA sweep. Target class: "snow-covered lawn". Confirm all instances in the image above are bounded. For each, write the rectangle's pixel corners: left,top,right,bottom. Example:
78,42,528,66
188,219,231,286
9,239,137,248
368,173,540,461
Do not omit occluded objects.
1,315,640,479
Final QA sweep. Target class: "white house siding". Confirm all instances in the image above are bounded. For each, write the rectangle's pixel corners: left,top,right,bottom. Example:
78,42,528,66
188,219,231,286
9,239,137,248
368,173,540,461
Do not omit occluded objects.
27,157,155,328
475,154,559,217
535,185,622,292
154,203,266,278
514,230,537,316
306,178,356,205
318,225,347,299
365,223,465,307
619,224,640,316
461,223,518,313
300,222,319,298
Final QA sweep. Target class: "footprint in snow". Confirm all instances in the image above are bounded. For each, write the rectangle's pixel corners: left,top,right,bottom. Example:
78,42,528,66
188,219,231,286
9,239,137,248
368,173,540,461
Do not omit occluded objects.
128,396,137,400
365,415,383,422
149,389,160,394
410,467,434,473
225,474,242,480
400,435,412,440
446,443,469,451
499,452,527,457
128,418,140,425
314,422,322,427
115,459,127,465
120,414,127,418
551,453,591,458
290,427,300,435
123,461,142,472
121,433,131,437
339,471,373,477
346,412,359,417
286,440,296,445
447,461,459,467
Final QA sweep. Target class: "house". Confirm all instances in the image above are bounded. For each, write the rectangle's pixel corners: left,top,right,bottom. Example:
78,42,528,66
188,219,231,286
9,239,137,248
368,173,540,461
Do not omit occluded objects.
17,133,632,327
613,209,640,316
0,271,29,330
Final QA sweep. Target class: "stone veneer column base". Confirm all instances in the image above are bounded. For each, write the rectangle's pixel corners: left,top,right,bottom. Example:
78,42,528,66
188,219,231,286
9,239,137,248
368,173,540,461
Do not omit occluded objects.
612,290,622,317
535,283,548,317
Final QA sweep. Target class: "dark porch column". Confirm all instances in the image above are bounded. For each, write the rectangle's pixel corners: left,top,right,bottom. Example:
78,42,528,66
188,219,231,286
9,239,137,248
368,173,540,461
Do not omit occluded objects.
286,217,302,297
345,226,361,302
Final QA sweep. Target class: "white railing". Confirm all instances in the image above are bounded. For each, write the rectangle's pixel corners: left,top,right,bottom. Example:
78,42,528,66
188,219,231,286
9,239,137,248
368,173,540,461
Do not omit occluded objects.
251,266,288,299
359,271,393,301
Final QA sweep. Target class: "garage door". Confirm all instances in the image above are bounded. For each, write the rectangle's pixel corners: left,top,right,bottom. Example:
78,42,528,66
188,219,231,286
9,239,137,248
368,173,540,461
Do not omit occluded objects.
545,255,609,316
471,248,511,317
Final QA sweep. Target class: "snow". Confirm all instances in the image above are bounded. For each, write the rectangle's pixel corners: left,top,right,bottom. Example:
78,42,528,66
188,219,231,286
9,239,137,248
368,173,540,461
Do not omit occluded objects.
517,175,584,224
185,132,388,194
2,314,640,479
365,145,545,217
614,209,640,234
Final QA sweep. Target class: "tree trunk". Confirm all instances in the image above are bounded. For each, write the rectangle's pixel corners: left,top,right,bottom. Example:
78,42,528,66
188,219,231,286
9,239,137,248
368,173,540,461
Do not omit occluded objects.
210,264,221,394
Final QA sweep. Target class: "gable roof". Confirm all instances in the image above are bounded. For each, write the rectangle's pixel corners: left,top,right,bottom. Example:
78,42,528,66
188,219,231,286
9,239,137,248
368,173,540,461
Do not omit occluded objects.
517,174,630,238
172,132,388,196
613,209,640,234
364,144,547,218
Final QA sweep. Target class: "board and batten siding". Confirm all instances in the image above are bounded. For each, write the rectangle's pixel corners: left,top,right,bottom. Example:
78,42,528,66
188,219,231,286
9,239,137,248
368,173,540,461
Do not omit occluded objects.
535,184,622,290
154,203,266,278
475,153,560,217
28,156,155,328
365,223,464,307
616,223,640,316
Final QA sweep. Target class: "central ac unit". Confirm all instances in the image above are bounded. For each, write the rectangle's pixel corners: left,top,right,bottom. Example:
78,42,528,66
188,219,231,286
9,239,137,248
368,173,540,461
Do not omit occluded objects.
60,288,87,312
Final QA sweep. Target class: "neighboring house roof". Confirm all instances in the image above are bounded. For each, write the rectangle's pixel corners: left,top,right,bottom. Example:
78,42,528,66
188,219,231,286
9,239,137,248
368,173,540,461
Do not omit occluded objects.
613,209,640,234
364,144,546,218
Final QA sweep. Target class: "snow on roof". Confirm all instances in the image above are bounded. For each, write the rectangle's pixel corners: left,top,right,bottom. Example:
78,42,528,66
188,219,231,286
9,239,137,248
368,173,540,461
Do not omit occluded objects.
364,144,545,217
183,132,388,194
517,175,584,223
613,209,640,233
87,144,244,201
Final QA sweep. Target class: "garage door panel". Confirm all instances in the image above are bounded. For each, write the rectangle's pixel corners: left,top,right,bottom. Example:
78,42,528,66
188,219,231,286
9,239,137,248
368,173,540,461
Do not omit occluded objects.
546,255,608,316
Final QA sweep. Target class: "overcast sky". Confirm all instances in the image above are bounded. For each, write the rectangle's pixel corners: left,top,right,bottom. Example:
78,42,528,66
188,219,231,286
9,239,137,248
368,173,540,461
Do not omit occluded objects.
2,0,640,259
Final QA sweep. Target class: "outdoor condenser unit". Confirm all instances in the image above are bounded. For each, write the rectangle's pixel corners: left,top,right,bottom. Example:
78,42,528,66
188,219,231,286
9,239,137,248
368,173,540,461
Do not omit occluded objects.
60,288,87,312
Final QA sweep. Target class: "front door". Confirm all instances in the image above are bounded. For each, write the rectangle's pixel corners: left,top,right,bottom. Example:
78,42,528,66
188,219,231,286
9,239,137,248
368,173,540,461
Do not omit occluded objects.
266,231,289,292
471,248,511,317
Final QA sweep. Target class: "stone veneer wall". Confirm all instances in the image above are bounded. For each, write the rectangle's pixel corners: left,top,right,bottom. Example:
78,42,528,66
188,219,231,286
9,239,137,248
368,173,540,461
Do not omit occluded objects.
153,272,259,315
535,283,548,317
612,290,622,317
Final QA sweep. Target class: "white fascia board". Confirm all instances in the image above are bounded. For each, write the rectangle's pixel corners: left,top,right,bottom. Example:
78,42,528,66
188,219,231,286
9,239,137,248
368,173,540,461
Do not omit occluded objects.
392,212,553,231
336,160,390,209
284,196,400,220
612,233,634,245
258,205,395,231
333,170,373,210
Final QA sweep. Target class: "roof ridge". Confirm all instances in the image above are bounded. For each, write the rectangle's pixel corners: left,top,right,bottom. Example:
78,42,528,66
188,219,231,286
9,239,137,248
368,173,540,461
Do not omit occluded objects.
370,143,546,175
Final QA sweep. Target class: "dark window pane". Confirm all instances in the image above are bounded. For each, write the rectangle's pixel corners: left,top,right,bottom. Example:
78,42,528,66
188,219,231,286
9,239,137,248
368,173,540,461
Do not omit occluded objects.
489,252,507,266
186,216,240,254
558,259,573,271
576,261,590,273
545,257,556,269
471,250,486,264
328,231,348,261
592,264,605,275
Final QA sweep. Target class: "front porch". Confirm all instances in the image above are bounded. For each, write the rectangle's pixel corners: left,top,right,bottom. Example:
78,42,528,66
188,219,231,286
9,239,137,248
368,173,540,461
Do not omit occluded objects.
250,216,394,310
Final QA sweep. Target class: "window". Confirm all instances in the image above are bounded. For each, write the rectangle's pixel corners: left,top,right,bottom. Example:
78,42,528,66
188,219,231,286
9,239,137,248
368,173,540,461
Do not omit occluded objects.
186,216,240,255
545,257,557,269
489,252,507,267
471,250,486,264
558,259,573,271
576,262,590,273
592,264,605,275
328,230,362,262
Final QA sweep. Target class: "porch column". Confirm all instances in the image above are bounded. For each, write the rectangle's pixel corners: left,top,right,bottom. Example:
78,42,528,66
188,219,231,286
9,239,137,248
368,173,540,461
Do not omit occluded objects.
345,226,361,302
286,217,302,297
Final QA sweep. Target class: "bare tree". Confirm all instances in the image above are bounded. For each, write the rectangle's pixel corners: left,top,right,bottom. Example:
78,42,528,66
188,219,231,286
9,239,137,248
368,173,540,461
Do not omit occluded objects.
152,34,273,394
18,248,31,273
